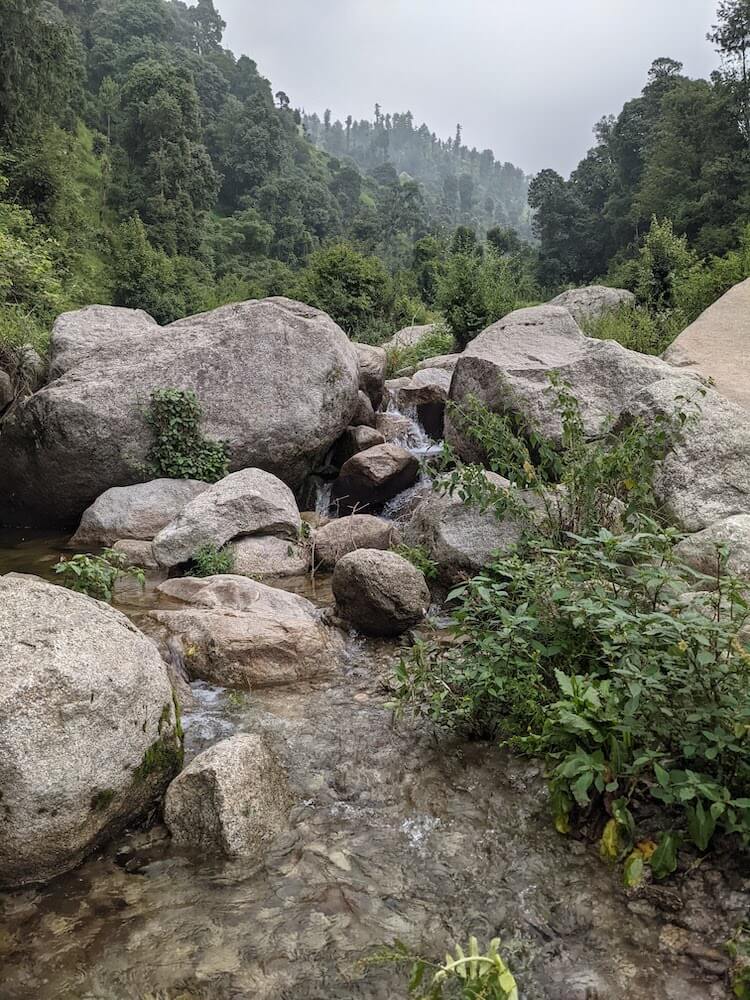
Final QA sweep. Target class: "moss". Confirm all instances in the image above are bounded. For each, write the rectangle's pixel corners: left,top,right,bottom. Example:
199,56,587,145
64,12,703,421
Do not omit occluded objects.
134,694,185,782
90,788,116,811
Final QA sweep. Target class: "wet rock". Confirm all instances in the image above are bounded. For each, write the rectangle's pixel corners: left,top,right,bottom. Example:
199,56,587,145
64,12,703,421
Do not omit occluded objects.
375,410,419,446
332,549,430,636
405,481,523,584
391,367,452,438
71,479,210,547
150,575,341,688
313,514,400,568
164,734,293,859
332,425,386,466
354,342,387,408
0,297,359,526
617,376,750,531
230,535,309,579
549,285,636,325
331,443,419,515
112,538,159,570
152,469,301,568
351,390,376,428
447,305,689,462
663,276,750,410
0,574,181,888
674,515,750,583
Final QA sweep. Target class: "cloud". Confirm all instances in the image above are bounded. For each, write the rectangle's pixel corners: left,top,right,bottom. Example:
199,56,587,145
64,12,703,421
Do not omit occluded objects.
218,0,720,174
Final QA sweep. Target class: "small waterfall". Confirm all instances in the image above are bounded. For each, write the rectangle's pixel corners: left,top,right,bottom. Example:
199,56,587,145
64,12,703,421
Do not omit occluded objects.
384,401,444,460
315,480,333,516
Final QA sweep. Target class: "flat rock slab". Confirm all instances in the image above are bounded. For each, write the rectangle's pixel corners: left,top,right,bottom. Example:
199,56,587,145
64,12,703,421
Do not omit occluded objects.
663,277,750,410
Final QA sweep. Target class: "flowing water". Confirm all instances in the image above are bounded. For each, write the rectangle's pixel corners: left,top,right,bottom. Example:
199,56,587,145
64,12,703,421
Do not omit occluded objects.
0,412,747,998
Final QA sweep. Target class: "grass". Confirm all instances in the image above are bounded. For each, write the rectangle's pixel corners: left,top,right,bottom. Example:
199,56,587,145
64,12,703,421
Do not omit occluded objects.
581,305,684,356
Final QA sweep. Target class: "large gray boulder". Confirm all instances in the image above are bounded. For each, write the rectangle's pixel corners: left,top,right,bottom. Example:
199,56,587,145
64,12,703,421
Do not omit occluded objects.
150,575,341,688
389,367,452,438
0,574,182,888
675,515,750,584
354,342,388,408
549,286,636,325
662,277,750,411
313,514,400,568
331,443,419,515
404,480,525,585
71,479,210,547
0,298,359,526
164,734,293,859
617,377,750,531
386,323,436,350
152,469,301,568
230,535,309,579
446,305,691,460
333,549,430,636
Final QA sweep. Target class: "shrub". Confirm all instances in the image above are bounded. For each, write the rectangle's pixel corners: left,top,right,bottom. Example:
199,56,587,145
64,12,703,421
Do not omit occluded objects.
54,548,145,601
144,388,229,483
635,217,694,311
394,543,439,581
191,542,234,577
393,524,750,875
581,305,682,356
385,324,455,376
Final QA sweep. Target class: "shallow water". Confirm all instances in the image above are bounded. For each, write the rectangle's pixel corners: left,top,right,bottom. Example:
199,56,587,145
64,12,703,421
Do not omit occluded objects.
0,516,747,996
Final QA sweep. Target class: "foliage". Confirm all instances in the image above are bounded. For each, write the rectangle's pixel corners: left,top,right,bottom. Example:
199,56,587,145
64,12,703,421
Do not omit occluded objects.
393,523,750,870
441,373,698,545
54,548,145,601
581,305,682,356
394,544,439,581
386,325,454,375
372,938,518,1000
191,542,234,577
634,217,694,311
144,388,229,482
727,921,750,999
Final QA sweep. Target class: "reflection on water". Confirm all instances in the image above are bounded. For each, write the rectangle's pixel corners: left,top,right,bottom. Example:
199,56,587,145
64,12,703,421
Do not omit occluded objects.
0,534,744,999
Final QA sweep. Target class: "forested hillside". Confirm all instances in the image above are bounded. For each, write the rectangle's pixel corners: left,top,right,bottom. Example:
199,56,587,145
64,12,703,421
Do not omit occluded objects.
303,109,531,237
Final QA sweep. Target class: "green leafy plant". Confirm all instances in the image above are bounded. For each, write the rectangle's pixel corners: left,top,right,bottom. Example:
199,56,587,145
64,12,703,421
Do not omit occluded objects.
54,548,145,601
144,388,229,483
394,543,439,580
581,305,682,356
394,522,750,872
371,938,518,1000
386,324,455,376
190,542,235,577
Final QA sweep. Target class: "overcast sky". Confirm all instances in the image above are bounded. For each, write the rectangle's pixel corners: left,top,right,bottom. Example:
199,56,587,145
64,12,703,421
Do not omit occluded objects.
218,0,720,177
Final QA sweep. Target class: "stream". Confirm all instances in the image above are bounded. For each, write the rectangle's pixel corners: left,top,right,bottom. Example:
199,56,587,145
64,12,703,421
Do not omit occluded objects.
0,408,747,999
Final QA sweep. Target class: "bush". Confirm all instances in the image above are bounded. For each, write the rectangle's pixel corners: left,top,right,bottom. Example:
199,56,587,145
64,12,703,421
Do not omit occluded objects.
191,542,234,577
635,217,694,311
144,388,229,483
385,324,455,375
54,548,145,601
581,305,682,356
394,543,439,581
394,523,750,875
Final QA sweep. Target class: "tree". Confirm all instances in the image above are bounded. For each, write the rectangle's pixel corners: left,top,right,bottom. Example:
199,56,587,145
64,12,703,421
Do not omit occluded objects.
295,242,390,337
710,0,750,142
635,217,694,310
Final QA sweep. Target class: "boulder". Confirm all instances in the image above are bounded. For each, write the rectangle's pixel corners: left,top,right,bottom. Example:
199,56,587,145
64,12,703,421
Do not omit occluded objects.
417,353,461,373
164,734,293,859
313,514,400,568
675,515,750,584
150,575,341,688
549,285,636,325
112,538,159,570
617,377,750,532
152,469,301,568
331,443,419,515
386,323,436,350
354,342,387,408
0,574,181,888
375,411,422,446
351,389,376,428
391,367,452,438
446,305,690,460
71,479,210,547
0,369,13,411
332,425,386,466
332,549,430,637
230,535,309,579
0,297,359,526
662,277,750,410
404,480,525,584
